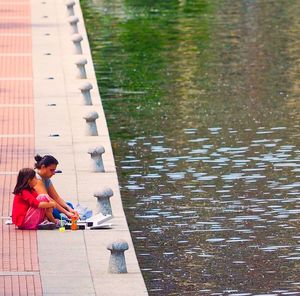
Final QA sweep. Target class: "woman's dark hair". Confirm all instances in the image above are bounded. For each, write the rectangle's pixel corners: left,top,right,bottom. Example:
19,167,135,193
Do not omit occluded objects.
13,168,36,194
34,154,58,169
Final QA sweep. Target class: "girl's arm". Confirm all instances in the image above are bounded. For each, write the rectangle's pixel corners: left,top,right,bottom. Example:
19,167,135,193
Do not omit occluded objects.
22,190,41,208
38,201,56,208
22,190,55,209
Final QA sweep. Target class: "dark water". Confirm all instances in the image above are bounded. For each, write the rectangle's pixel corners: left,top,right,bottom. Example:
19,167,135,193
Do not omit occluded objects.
80,0,300,294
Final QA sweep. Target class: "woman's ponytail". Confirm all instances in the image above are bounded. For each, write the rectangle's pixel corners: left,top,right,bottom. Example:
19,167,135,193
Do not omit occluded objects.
34,154,58,169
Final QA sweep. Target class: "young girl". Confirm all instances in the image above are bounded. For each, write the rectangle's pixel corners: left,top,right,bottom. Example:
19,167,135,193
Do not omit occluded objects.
12,168,57,230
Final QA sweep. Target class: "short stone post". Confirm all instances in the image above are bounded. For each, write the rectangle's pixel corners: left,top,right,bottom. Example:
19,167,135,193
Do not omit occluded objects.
79,82,93,105
75,57,87,79
71,34,83,55
65,0,75,16
94,188,113,215
83,111,99,136
68,16,79,34
88,146,105,172
107,240,129,274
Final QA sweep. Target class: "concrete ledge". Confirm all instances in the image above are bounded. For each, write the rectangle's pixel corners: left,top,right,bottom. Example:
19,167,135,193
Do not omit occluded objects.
31,0,148,295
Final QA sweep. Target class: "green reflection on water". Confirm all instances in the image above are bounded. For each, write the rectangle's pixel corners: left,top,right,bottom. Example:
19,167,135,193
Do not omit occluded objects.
81,0,218,138
81,0,299,140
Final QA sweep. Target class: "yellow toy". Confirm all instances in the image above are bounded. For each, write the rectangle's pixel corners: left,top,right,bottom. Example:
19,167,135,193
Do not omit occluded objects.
59,214,65,232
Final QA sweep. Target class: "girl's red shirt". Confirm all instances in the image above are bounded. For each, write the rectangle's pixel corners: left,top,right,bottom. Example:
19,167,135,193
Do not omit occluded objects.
12,189,40,227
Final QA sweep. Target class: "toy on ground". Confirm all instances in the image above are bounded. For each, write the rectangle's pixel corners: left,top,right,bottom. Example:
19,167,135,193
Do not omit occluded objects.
59,214,65,232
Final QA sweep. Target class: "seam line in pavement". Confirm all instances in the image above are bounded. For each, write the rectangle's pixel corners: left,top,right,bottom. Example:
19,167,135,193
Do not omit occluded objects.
0,34,31,36
0,77,32,80
0,171,18,175
0,2,29,4
0,104,34,107
0,17,30,20
0,54,32,56
0,134,34,138
0,272,40,276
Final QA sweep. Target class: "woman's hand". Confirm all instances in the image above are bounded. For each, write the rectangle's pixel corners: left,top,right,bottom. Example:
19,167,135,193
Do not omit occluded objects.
68,207,80,219
65,210,79,219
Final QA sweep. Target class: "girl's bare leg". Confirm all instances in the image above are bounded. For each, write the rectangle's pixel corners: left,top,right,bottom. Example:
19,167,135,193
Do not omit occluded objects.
45,208,56,223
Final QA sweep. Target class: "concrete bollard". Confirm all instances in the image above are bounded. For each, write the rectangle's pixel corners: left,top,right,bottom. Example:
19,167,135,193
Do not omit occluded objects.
79,82,93,105
65,0,75,16
94,188,113,215
71,34,83,55
75,57,87,79
83,111,99,136
68,16,79,34
88,146,105,172
107,240,129,274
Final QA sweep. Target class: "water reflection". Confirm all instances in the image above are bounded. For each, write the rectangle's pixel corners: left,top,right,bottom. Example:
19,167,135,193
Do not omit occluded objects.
81,0,300,294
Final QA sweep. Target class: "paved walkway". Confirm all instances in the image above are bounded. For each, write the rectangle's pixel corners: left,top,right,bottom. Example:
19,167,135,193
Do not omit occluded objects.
0,0,42,294
0,0,148,295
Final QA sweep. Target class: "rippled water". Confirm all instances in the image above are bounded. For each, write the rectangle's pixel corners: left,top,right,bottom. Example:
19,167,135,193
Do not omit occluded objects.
81,0,300,294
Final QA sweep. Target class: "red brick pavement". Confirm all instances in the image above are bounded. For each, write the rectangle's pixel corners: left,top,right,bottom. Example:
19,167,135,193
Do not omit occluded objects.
0,0,42,295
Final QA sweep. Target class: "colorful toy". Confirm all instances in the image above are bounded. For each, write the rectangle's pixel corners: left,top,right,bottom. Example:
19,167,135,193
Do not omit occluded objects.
59,214,65,232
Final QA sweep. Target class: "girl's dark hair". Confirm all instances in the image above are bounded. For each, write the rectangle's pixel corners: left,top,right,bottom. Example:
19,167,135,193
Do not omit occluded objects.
34,154,58,169
13,168,36,194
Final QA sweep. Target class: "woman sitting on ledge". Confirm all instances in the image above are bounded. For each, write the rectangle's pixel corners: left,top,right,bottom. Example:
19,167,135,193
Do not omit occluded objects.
33,154,79,220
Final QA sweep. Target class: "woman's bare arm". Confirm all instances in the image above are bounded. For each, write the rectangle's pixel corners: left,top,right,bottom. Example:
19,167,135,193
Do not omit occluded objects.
48,184,77,218
34,179,48,195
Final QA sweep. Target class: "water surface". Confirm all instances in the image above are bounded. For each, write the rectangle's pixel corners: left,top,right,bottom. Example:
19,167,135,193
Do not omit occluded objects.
81,0,300,294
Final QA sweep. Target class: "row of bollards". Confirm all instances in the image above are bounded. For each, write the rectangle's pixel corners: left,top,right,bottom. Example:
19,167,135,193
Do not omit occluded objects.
67,2,105,172
65,0,129,274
